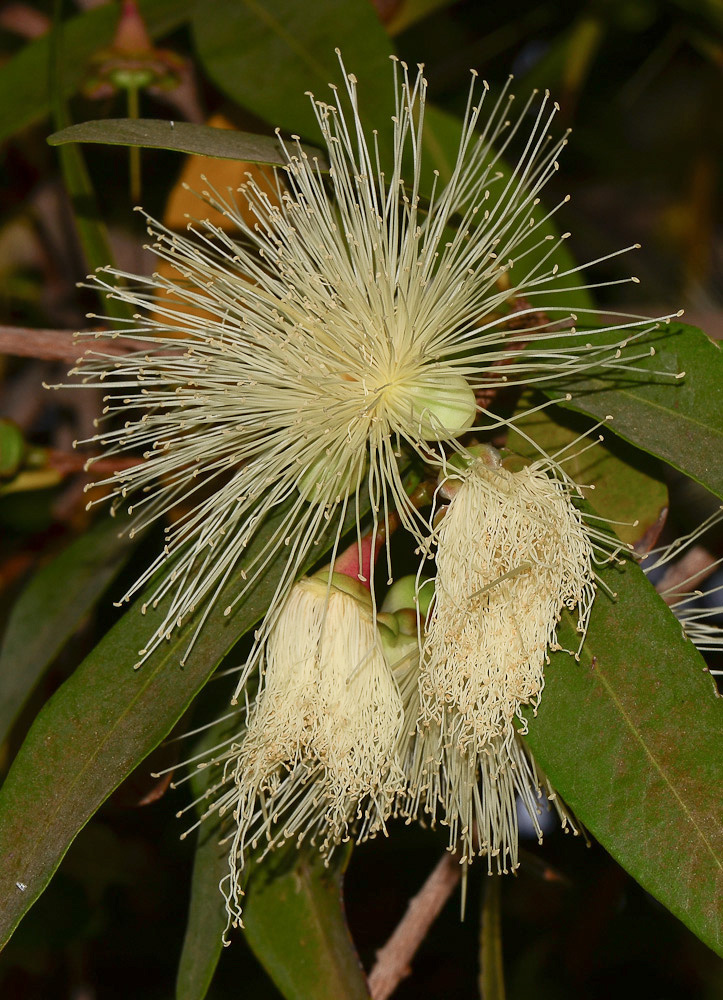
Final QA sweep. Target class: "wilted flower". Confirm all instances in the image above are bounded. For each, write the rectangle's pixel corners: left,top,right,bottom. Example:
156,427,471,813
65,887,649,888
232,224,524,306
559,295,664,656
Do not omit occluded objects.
183,569,405,932
53,54,677,676
404,444,621,869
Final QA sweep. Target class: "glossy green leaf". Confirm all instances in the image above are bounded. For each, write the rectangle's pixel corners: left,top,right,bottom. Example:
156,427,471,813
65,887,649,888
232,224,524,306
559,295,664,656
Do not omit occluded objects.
243,844,370,1000
176,819,228,1000
191,0,395,163
48,119,328,170
507,395,668,546
0,515,138,747
0,0,191,144
176,704,241,1000
552,322,723,501
524,560,723,956
0,498,367,947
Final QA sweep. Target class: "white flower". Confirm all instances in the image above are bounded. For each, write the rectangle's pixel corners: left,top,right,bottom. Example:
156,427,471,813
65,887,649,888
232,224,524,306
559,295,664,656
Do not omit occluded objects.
185,571,405,932
53,54,677,674
379,567,580,874
405,445,617,868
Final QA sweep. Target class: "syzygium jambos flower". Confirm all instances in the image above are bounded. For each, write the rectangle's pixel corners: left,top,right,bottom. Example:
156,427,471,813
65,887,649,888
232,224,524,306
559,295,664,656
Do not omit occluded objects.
184,570,405,932
405,445,619,869
53,54,678,673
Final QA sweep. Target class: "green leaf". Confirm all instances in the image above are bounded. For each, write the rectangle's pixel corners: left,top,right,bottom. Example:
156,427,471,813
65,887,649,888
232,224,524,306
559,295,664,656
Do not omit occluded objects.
0,420,25,479
0,498,368,948
191,0,395,163
524,560,723,956
176,704,241,1000
176,820,228,1000
0,515,138,747
0,0,191,145
48,118,328,170
50,135,130,321
243,844,370,1000
507,395,668,546
553,322,723,501
51,131,124,317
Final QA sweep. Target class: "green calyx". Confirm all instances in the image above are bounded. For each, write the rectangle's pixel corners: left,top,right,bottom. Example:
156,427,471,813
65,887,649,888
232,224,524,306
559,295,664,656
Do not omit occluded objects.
308,569,373,612
381,575,434,618
403,373,477,441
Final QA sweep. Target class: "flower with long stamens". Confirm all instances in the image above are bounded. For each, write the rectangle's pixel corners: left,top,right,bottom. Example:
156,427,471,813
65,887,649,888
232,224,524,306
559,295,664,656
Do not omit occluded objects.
405,444,621,868
182,569,405,933
52,53,680,676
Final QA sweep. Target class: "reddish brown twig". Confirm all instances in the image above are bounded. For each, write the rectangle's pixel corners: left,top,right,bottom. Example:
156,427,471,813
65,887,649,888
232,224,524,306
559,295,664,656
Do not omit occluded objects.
367,851,462,1000
634,507,668,555
0,3,50,38
44,449,144,476
0,325,149,364
657,546,720,604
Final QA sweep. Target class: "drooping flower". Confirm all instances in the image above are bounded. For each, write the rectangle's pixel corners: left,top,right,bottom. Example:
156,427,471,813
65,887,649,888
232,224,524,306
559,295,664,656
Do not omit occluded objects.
182,570,405,932
52,54,679,676
404,444,620,869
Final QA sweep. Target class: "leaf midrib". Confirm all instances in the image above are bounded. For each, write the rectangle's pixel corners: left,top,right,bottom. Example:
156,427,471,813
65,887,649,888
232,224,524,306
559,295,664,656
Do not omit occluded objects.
240,0,331,83
578,640,723,873
601,384,723,438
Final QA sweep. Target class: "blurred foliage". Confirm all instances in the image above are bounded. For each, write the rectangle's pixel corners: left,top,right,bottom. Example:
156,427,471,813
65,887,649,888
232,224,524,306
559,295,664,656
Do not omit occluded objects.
0,0,721,997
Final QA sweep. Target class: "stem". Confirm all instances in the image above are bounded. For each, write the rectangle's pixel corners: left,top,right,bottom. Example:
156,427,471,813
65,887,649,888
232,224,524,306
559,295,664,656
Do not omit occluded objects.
44,449,144,476
367,850,461,1000
0,325,149,363
127,85,141,203
657,546,720,603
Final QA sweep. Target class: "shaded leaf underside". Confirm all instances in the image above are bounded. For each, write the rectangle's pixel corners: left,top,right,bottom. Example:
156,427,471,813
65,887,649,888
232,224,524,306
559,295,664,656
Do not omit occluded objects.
48,118,328,170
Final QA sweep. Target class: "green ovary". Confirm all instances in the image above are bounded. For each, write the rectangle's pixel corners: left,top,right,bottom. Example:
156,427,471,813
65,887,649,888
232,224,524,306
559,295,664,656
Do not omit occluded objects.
395,372,477,441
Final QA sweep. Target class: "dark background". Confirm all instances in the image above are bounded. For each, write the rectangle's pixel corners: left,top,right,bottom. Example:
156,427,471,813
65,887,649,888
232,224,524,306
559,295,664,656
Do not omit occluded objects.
0,0,722,996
